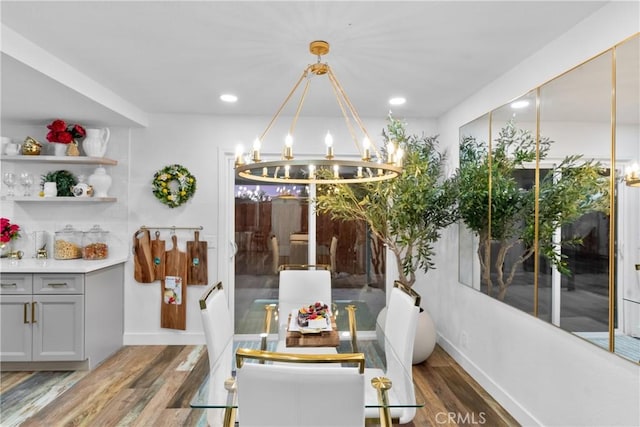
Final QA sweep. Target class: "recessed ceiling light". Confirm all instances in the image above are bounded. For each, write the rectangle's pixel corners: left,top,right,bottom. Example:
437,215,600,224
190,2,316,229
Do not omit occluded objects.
389,97,406,106
510,100,530,109
220,94,238,103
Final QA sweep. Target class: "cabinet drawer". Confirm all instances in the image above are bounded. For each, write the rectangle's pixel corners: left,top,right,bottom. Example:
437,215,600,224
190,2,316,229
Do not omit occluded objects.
34,274,84,294
0,274,33,295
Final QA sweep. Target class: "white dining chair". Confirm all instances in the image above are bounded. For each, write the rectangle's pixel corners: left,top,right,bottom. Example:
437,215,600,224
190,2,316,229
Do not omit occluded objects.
275,268,336,354
364,282,420,424
199,282,235,427
235,348,366,427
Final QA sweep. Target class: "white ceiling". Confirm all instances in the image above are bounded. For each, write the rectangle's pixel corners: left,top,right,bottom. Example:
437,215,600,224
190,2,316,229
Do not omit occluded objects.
1,1,610,127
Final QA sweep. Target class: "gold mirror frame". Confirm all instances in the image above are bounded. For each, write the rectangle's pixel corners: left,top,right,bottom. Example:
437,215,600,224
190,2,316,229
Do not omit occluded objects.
458,33,640,363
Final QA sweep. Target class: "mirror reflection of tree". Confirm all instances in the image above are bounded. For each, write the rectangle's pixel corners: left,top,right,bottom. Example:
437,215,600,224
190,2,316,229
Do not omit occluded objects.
458,121,610,311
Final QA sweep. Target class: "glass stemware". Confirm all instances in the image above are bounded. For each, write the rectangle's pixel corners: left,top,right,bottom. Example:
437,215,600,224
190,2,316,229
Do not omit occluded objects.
2,172,16,197
19,172,34,196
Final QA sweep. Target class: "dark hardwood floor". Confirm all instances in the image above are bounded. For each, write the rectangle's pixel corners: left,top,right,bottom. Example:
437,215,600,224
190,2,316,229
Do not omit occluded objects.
1,345,519,426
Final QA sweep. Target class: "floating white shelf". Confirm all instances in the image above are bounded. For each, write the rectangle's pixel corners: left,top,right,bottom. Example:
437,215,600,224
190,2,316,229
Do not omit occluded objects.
3,196,117,203
0,155,117,165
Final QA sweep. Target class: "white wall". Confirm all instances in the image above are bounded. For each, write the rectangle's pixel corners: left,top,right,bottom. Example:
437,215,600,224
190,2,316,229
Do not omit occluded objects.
425,3,640,426
123,113,435,344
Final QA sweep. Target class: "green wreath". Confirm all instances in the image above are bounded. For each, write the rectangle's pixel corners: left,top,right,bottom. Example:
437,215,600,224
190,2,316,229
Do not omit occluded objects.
152,164,197,208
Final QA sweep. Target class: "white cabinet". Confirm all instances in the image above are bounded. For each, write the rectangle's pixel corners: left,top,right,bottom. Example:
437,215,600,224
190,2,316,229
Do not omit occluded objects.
0,273,84,362
0,294,32,360
0,263,124,370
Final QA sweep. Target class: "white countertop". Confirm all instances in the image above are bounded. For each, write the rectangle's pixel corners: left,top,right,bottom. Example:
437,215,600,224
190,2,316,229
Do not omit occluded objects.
1,254,129,273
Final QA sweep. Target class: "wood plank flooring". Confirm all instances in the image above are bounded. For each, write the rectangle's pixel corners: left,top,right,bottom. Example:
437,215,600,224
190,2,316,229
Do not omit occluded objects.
1,345,519,426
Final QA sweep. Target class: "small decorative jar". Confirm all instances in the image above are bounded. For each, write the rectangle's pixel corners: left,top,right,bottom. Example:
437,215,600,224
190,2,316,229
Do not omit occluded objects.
88,167,112,198
82,225,109,260
54,224,83,260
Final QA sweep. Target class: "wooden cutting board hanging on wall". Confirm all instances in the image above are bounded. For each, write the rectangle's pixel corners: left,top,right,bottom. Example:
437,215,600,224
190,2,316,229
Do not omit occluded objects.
150,231,166,281
186,230,208,285
133,229,155,283
160,235,188,330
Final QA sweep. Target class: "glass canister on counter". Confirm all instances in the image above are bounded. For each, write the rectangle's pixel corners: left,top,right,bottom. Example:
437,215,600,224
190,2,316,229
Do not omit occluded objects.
54,224,83,260
82,224,109,260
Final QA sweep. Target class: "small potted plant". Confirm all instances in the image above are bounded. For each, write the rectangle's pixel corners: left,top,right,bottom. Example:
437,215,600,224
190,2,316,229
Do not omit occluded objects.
46,119,86,156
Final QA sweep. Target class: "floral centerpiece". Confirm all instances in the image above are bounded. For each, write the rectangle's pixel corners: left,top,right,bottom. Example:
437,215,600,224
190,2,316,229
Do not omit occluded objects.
1,217,21,257
46,119,86,156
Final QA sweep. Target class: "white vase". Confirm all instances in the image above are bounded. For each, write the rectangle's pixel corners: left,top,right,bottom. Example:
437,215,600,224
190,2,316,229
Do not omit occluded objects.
88,167,112,198
376,306,437,365
412,308,437,364
43,182,57,197
53,143,67,156
82,128,110,157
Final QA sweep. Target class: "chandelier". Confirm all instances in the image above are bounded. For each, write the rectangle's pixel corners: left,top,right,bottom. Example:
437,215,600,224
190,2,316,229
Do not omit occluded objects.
625,163,639,187
234,41,402,185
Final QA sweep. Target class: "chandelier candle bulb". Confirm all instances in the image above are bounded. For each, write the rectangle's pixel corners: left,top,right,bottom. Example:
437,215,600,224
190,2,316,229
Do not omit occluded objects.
626,162,640,187
262,167,268,177
387,142,396,164
283,134,293,159
235,146,245,166
362,137,371,161
357,166,363,178
395,147,404,167
325,131,334,159
309,164,316,179
285,164,290,179
252,138,261,162
333,164,339,179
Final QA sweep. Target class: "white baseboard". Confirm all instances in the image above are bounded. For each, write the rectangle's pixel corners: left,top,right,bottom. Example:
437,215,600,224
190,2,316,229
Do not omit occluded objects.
437,334,541,427
123,332,206,346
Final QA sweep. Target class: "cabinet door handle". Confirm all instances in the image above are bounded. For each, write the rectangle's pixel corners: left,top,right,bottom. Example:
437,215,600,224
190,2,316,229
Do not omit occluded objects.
31,302,37,324
1,282,17,288
47,282,69,288
24,302,30,324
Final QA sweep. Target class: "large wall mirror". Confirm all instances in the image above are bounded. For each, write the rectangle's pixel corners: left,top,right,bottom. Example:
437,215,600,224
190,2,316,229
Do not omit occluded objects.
458,33,640,363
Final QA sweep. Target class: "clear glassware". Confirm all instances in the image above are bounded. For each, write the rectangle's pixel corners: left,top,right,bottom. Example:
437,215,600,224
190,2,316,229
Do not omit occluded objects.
19,172,34,196
2,172,16,197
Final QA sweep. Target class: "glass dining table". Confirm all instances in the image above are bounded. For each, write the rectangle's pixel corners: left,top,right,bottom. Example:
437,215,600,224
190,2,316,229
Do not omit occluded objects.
190,300,424,427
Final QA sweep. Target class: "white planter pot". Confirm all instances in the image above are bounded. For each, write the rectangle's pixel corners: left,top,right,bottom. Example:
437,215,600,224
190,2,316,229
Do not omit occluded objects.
376,306,437,365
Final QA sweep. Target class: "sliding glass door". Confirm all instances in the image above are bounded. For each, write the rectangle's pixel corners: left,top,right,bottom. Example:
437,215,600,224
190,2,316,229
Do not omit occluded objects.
233,182,386,334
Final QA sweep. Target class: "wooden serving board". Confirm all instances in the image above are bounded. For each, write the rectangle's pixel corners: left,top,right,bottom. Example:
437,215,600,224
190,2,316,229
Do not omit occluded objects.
160,235,188,330
150,231,166,281
186,230,208,285
285,316,339,347
133,229,155,283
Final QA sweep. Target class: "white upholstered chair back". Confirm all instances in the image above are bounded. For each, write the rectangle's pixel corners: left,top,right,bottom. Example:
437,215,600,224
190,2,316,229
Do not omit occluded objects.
199,283,234,427
236,362,365,427
277,269,332,331
383,285,419,423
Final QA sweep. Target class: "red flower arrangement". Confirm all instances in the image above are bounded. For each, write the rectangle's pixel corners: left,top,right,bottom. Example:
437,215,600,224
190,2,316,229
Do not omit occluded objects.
46,119,86,144
1,217,21,244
